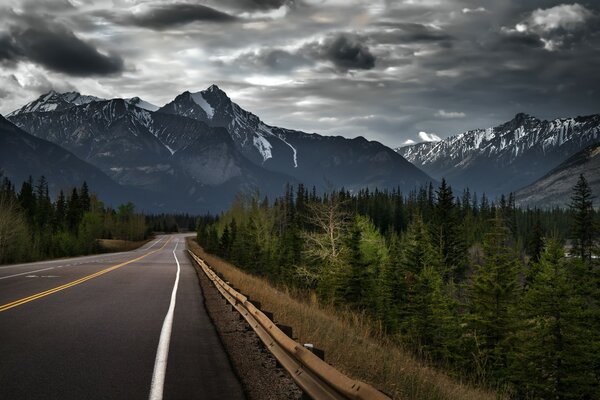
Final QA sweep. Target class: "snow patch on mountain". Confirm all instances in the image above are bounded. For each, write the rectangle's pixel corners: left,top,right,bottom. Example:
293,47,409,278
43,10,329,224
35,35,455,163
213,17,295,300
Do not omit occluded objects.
253,134,273,162
126,97,159,112
190,92,214,119
8,91,104,116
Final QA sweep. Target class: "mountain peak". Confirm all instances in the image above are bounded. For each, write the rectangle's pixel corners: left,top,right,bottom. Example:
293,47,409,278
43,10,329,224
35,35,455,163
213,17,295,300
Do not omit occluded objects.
8,90,104,116
206,84,222,92
125,96,160,111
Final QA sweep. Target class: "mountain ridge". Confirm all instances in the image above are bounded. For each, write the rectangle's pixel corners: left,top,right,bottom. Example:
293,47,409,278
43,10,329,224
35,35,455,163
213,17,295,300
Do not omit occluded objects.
397,112,600,197
7,86,433,212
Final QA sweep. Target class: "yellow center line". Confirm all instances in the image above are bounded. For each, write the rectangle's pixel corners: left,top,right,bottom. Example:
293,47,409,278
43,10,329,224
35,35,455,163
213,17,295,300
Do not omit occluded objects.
0,237,172,313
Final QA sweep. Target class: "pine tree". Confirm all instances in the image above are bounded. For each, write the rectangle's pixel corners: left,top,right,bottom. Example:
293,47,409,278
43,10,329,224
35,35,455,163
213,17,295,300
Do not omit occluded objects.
35,176,53,230
432,179,467,282
18,176,36,226
54,190,67,231
569,175,596,262
510,238,597,399
468,212,519,381
66,188,81,232
80,181,91,213
344,219,368,308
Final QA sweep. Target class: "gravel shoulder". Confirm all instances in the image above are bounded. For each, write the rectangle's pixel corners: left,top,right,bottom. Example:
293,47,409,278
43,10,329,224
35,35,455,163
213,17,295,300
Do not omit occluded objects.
189,253,302,400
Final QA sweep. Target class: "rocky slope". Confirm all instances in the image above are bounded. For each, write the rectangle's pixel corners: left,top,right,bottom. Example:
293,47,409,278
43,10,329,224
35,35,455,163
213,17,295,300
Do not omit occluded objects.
515,143,600,208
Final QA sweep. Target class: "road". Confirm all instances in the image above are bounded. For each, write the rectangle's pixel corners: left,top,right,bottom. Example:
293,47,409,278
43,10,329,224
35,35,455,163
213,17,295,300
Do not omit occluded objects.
0,234,245,400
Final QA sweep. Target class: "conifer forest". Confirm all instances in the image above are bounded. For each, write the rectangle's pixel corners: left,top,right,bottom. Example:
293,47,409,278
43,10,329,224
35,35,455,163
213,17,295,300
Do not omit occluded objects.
197,177,600,398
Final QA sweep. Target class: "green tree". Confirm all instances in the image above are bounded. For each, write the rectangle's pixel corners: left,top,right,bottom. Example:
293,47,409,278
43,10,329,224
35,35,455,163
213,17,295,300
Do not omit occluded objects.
510,238,597,399
432,178,467,282
468,212,519,381
569,175,596,262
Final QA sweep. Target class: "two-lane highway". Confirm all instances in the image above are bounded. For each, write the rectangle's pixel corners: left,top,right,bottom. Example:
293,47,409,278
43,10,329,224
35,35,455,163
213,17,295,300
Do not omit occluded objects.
0,235,245,400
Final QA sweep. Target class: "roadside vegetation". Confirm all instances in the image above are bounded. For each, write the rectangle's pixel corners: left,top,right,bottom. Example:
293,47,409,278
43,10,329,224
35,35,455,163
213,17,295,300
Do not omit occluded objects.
0,175,150,264
196,177,599,399
188,239,497,400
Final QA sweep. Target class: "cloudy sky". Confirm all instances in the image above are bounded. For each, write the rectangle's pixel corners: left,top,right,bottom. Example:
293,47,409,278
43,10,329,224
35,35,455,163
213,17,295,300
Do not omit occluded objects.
0,0,599,147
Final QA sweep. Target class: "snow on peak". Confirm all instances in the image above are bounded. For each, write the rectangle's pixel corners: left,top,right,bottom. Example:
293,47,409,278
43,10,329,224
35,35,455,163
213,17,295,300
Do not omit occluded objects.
8,91,104,116
126,97,159,111
418,131,442,142
190,91,215,119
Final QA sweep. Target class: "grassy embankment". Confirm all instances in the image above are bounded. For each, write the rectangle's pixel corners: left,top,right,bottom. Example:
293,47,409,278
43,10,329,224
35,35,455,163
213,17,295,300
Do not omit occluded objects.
187,238,501,400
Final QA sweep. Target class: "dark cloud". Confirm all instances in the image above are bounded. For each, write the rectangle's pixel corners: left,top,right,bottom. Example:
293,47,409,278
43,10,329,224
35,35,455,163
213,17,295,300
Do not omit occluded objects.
0,21,123,76
304,34,376,71
373,23,454,44
129,3,237,29
207,0,294,11
497,32,544,50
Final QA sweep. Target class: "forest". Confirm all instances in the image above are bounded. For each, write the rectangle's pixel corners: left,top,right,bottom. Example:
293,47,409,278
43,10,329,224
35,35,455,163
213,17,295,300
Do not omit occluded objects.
0,175,192,264
197,177,599,398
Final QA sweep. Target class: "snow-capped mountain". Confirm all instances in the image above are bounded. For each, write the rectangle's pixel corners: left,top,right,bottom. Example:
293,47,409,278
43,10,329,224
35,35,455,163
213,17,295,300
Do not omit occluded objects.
8,90,161,116
397,113,600,196
515,143,600,208
7,96,295,211
7,91,105,116
159,85,431,192
7,86,433,211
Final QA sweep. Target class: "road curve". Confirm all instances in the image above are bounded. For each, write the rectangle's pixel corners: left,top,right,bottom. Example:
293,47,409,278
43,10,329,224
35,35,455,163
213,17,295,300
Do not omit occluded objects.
0,234,245,400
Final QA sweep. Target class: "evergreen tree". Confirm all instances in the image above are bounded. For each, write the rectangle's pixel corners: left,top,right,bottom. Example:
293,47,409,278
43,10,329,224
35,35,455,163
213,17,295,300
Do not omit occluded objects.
432,179,467,282
468,212,519,381
54,190,67,231
511,238,597,399
569,175,596,262
66,188,81,232
80,181,91,213
18,176,36,226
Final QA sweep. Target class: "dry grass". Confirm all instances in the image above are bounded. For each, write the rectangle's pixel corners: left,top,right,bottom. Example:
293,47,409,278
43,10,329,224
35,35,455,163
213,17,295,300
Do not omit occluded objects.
187,239,501,400
98,238,150,253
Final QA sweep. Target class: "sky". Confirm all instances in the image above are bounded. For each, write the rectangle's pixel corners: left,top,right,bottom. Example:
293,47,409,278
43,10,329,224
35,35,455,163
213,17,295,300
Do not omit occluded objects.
0,0,599,148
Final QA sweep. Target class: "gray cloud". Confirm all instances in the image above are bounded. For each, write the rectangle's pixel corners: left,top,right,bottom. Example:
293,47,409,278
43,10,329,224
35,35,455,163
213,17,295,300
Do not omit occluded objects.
128,3,238,29
372,23,454,45
0,20,123,76
303,34,376,71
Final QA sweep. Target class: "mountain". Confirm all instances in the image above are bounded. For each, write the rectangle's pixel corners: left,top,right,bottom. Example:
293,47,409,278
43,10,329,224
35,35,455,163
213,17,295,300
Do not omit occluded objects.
0,114,144,207
515,143,600,208
397,113,600,196
7,91,104,116
158,85,432,192
8,86,432,212
7,97,295,212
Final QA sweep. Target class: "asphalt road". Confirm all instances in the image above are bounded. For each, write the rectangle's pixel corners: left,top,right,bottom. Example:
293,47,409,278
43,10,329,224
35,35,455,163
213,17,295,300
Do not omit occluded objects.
0,234,245,400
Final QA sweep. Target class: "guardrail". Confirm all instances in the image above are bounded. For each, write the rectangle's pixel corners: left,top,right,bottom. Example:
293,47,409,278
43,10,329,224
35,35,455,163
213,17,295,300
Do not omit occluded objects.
187,250,391,400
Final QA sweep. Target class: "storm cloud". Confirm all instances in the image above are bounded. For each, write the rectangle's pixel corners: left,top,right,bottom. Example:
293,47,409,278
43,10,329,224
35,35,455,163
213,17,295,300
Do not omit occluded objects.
0,20,123,76
128,3,238,29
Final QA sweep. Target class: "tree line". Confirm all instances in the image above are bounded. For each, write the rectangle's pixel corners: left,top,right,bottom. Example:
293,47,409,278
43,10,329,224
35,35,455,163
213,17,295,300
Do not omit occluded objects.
197,177,599,398
0,175,148,263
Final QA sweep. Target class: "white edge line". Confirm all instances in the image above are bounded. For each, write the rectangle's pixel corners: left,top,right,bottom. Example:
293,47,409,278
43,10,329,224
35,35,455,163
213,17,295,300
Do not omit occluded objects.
144,237,163,251
148,238,181,400
0,266,56,280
